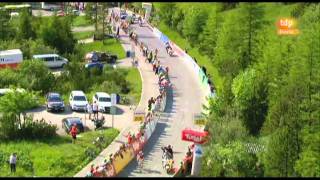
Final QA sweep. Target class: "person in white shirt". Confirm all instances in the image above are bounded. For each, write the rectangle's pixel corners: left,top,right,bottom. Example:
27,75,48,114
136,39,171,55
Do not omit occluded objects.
92,101,99,119
9,153,17,173
87,103,93,120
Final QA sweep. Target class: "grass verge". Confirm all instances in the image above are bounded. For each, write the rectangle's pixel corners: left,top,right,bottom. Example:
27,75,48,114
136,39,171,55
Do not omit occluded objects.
126,68,142,104
72,16,92,27
0,128,119,177
79,39,126,60
73,31,94,40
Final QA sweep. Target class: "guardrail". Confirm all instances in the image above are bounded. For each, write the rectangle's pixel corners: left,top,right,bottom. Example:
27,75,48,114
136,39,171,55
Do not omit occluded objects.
87,90,168,177
84,31,169,177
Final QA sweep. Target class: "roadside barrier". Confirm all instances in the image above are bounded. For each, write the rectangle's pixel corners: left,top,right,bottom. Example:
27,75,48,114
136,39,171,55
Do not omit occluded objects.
85,15,170,177
112,146,135,174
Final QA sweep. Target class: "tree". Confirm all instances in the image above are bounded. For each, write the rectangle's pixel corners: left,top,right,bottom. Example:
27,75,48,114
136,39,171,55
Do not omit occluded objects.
236,2,266,70
182,5,208,45
18,9,36,40
0,9,14,40
232,68,268,135
158,3,175,26
202,141,259,177
0,90,40,138
18,60,55,94
199,4,222,58
41,16,76,54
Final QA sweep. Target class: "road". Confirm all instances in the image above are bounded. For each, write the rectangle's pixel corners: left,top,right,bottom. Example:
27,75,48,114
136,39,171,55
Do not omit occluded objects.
114,9,207,177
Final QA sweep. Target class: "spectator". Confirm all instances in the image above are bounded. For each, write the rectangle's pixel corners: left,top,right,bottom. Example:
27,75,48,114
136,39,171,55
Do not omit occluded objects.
193,57,197,63
90,164,95,174
155,64,159,75
9,153,17,173
93,166,100,177
93,101,99,119
127,133,133,144
70,124,78,144
87,103,93,120
116,26,120,38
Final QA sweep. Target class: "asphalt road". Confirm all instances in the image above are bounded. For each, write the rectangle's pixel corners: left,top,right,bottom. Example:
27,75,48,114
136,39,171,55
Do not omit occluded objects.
114,9,207,177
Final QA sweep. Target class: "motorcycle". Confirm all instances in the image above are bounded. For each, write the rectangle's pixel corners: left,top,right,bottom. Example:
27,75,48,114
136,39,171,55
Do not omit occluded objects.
91,116,105,130
161,147,174,173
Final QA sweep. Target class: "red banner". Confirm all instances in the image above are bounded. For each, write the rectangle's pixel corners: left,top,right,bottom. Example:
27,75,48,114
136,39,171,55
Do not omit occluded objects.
181,129,209,144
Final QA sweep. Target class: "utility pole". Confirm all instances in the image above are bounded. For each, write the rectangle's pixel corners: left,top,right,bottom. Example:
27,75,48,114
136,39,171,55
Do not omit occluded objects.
95,2,98,31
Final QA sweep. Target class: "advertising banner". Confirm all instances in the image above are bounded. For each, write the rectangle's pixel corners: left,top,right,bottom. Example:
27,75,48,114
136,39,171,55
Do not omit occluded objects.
153,27,162,39
181,129,209,144
144,123,152,141
112,146,135,174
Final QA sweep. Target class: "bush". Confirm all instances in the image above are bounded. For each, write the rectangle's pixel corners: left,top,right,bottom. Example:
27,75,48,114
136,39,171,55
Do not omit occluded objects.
18,60,56,94
19,116,57,140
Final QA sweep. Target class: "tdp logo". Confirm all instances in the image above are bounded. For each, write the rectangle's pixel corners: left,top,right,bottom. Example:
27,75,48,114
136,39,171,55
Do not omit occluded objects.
277,18,299,35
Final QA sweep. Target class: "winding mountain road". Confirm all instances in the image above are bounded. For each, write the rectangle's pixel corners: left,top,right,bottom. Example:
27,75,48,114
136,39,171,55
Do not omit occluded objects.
114,9,207,177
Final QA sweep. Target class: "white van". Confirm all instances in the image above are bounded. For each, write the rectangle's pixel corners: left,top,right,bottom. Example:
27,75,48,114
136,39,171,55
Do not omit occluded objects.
0,49,23,69
69,91,88,112
33,54,68,68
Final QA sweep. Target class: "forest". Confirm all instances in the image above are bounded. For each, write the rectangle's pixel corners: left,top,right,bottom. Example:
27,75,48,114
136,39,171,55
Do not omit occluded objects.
153,2,320,177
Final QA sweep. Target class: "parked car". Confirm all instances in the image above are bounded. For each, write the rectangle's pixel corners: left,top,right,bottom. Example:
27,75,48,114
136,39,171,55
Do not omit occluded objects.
85,62,104,71
62,117,84,134
92,92,112,113
46,92,65,112
85,51,117,64
32,54,68,68
69,91,88,111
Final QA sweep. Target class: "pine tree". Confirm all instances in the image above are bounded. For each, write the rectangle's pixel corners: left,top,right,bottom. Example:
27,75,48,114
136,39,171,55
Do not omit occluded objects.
199,3,222,57
18,9,36,40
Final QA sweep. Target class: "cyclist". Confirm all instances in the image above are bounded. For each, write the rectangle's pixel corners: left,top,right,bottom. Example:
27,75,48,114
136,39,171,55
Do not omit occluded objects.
137,150,144,170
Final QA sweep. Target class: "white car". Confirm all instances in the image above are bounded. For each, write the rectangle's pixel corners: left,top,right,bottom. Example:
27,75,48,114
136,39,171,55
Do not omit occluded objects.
92,92,112,113
32,54,69,69
69,91,88,111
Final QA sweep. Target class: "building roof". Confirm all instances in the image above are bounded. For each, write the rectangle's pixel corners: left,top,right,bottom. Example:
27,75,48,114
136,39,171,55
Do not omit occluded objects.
0,49,22,56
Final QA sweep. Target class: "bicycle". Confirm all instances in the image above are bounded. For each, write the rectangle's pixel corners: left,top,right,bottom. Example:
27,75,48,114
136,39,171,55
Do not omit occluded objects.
137,155,144,172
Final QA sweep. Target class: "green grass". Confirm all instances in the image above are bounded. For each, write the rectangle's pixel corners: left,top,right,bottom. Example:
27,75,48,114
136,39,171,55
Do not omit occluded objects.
72,16,92,27
73,31,94,40
0,128,119,177
126,68,142,104
157,21,222,92
79,39,126,59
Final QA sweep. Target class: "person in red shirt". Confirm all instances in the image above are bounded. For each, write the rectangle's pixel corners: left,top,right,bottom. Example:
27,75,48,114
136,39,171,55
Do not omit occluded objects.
70,124,78,144
128,133,133,144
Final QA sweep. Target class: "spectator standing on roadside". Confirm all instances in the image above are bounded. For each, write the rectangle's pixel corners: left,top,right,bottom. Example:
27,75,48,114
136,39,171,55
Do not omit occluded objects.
87,103,93,120
9,153,17,173
70,124,78,144
155,48,158,60
116,25,120,39
93,101,99,119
